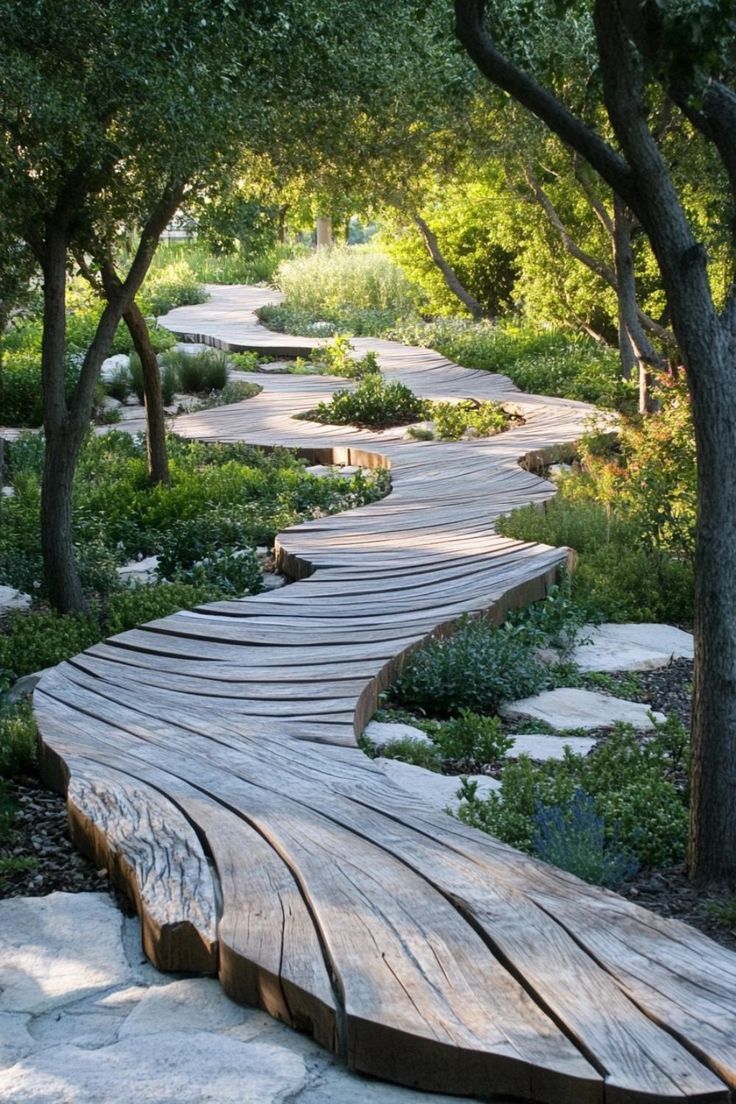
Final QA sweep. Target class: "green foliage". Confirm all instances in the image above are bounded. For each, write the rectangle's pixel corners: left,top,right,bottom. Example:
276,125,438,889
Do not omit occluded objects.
396,615,551,717
275,246,421,319
706,896,736,930
127,353,178,405
138,258,206,318
155,241,306,287
229,351,262,373
423,399,512,440
432,710,514,761
531,788,639,887
0,610,100,679
499,384,696,623
309,335,381,379
307,374,426,429
105,582,216,636
184,380,261,412
259,302,401,338
105,366,132,403
161,348,228,394
388,318,631,409
0,702,37,777
458,722,689,871
378,737,443,771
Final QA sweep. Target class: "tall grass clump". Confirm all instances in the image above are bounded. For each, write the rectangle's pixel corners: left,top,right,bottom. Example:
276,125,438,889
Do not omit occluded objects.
275,246,421,318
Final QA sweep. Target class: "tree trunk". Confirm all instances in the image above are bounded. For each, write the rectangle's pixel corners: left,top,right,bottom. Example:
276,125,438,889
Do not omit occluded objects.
39,227,88,612
687,327,736,887
277,205,288,245
412,212,487,320
316,216,333,248
612,198,661,412
123,301,170,486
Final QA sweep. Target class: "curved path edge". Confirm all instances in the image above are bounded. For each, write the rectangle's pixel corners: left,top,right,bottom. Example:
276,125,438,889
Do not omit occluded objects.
34,286,736,1104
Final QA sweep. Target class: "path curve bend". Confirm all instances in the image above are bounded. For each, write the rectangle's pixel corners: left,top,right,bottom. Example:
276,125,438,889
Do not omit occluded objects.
35,286,736,1104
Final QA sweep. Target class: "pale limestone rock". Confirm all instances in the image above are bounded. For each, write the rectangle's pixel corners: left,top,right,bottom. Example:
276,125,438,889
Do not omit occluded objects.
99,353,129,382
0,1014,35,1069
261,573,286,591
363,720,433,749
120,978,248,1037
299,1061,478,1103
0,585,31,614
572,622,694,672
0,1034,307,1103
507,733,596,760
117,555,160,586
501,688,665,731
304,464,360,478
0,893,131,1014
376,757,500,813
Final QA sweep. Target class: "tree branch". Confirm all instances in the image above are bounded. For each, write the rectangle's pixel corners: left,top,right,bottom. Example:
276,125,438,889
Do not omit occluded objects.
454,0,635,203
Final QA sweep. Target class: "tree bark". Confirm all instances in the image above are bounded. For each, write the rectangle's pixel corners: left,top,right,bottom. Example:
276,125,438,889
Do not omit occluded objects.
611,197,663,411
277,205,288,245
316,216,333,248
412,212,488,320
123,301,170,486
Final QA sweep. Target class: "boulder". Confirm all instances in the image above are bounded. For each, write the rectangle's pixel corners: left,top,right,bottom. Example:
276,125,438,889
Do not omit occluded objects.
117,555,160,586
100,353,129,383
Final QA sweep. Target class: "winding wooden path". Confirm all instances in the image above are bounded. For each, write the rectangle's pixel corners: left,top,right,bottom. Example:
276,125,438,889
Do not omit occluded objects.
35,286,736,1103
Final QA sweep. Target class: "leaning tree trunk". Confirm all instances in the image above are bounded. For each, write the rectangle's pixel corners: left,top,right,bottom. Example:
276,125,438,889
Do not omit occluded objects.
612,198,663,413
413,212,488,320
123,301,170,486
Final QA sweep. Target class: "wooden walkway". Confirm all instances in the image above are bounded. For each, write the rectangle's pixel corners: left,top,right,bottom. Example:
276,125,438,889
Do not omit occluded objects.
35,286,736,1103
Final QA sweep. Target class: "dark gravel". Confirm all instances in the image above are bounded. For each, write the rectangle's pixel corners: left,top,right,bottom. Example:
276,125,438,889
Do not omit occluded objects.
0,773,111,900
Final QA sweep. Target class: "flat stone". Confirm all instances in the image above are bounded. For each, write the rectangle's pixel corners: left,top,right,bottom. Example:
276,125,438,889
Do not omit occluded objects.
298,1061,477,1104
506,733,596,760
261,573,286,591
0,893,132,1014
0,1033,307,1103
2,485,15,497
117,555,160,585
304,464,360,478
572,623,694,672
100,353,129,382
548,463,572,479
0,1014,35,1069
101,396,122,411
120,978,248,1038
0,585,31,614
375,758,500,813
6,667,53,705
172,341,212,356
363,720,433,749
500,688,665,731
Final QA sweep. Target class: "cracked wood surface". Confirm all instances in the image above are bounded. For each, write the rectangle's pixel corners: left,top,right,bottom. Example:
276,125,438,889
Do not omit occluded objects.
35,285,736,1103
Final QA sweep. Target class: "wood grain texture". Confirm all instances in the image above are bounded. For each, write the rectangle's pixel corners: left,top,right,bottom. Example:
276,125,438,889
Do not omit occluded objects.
34,285,735,1103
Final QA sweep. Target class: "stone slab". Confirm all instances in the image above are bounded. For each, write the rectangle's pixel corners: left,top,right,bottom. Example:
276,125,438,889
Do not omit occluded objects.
375,757,500,813
500,688,665,731
363,720,433,749
507,733,597,760
0,585,31,614
0,893,132,1014
0,1034,307,1103
572,623,694,672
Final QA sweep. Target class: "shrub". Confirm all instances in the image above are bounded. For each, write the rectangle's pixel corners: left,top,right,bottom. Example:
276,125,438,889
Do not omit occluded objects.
0,702,37,777
426,399,512,440
138,258,207,317
433,710,514,762
275,246,420,317
0,610,100,678
377,737,442,771
105,365,132,402
396,615,551,717
169,547,262,597
106,581,217,635
532,788,639,887
183,380,261,412
229,351,261,372
307,374,426,429
163,348,228,393
458,721,689,871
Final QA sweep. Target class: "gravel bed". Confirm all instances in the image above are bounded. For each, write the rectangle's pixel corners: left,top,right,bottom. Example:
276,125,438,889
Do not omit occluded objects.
0,773,116,901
